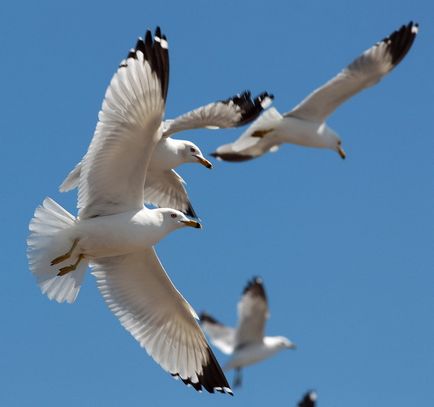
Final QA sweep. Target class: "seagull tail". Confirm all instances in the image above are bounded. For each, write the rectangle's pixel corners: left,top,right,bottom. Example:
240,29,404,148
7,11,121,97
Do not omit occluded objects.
27,197,88,303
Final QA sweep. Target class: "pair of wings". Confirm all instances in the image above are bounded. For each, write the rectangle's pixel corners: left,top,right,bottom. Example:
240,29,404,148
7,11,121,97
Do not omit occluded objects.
212,22,418,161
200,277,269,354
60,91,272,217
78,28,232,393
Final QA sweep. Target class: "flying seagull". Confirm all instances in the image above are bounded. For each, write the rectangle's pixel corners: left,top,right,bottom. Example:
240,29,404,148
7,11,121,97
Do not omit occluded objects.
211,21,418,162
297,391,317,407
60,72,273,217
27,27,232,395
200,277,296,387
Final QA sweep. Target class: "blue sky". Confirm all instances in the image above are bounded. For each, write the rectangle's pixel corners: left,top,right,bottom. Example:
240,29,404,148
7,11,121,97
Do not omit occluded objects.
1,0,433,406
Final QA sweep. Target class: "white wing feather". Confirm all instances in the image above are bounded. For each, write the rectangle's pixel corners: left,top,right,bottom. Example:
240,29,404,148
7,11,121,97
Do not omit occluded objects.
78,52,165,219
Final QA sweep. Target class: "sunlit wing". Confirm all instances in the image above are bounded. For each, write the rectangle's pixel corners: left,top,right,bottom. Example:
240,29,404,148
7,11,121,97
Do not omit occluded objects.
200,312,236,355
163,91,273,137
234,277,269,348
286,22,418,122
92,249,232,394
78,28,169,219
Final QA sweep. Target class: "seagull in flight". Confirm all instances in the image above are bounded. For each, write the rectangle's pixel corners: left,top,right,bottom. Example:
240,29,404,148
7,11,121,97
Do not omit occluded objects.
27,27,233,395
200,277,296,387
60,62,273,217
211,22,418,162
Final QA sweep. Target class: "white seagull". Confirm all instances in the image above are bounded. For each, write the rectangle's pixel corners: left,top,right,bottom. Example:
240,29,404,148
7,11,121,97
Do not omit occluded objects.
27,27,232,395
60,90,273,218
211,22,418,162
297,391,317,407
200,277,296,387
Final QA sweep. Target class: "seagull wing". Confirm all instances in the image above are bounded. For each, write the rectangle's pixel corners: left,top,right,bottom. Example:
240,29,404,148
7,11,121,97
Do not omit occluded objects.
163,91,273,137
200,312,236,355
234,277,269,348
144,169,197,218
92,249,232,395
78,28,169,219
286,22,418,122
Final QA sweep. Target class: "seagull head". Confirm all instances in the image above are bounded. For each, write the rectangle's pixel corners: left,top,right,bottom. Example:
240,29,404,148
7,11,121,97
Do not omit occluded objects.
159,208,202,230
181,141,213,169
320,125,346,159
266,336,296,350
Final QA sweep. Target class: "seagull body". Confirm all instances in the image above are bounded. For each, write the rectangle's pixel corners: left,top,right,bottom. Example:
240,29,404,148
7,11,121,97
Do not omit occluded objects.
200,277,295,387
61,91,273,217
212,22,418,162
28,27,232,395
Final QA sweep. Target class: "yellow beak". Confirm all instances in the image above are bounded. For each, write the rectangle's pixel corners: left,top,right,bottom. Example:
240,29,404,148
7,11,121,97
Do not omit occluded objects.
181,220,202,229
338,146,346,159
194,155,213,169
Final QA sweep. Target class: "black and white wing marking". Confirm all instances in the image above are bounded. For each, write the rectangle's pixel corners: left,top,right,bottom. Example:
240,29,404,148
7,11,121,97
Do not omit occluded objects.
199,312,236,355
78,28,169,219
234,277,269,349
163,91,273,137
297,391,317,407
92,249,232,395
143,169,197,218
286,22,419,122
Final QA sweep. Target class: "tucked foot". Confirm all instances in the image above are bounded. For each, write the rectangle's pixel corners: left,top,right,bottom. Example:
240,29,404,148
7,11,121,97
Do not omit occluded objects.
51,239,79,265
57,254,84,276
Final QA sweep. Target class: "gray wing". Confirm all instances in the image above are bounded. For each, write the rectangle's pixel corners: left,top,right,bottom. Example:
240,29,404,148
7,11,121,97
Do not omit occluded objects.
200,312,236,355
234,277,269,349
286,22,418,122
144,169,197,218
163,91,273,137
92,249,232,395
77,28,169,219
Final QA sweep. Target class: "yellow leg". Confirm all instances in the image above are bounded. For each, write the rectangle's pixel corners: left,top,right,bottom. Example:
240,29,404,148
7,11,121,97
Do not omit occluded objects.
57,254,85,276
50,239,79,265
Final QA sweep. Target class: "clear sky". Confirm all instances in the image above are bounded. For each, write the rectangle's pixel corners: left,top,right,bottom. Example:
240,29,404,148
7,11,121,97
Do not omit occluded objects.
1,1,432,406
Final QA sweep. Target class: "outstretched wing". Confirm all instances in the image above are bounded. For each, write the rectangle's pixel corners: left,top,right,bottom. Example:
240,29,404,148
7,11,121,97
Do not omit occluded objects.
286,22,418,122
200,312,236,355
163,91,273,137
234,277,269,349
78,28,169,219
92,249,232,395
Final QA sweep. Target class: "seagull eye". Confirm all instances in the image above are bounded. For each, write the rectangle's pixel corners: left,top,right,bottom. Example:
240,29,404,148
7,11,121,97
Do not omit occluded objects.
170,213,177,219
190,147,196,153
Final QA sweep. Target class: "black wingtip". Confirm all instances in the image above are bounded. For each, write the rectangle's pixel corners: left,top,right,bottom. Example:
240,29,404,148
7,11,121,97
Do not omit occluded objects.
199,312,222,326
171,347,233,395
298,390,317,407
209,151,255,162
243,276,267,301
221,91,274,127
184,201,198,219
381,21,418,66
119,27,170,102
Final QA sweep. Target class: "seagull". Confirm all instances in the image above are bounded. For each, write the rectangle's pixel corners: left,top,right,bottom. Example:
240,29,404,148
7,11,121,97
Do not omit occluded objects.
297,391,317,407
27,27,232,395
60,90,273,218
200,277,296,387
211,22,418,162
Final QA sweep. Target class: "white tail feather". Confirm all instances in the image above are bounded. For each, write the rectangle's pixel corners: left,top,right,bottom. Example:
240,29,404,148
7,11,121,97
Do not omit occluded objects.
27,197,88,303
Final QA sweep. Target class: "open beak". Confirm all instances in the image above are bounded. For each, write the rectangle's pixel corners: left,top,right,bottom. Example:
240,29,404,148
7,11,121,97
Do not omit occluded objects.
337,146,346,160
194,155,213,169
181,220,202,229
